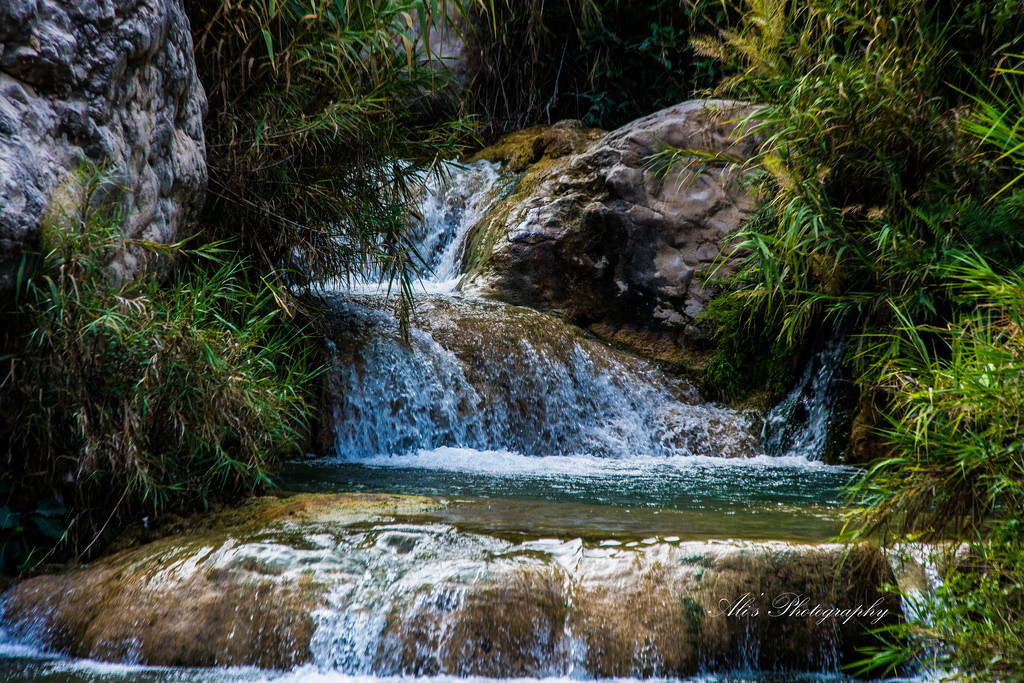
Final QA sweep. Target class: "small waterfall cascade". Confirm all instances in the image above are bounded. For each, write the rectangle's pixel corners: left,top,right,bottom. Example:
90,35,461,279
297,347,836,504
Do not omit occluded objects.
324,159,763,462
762,334,846,460
324,295,761,459
338,160,503,293
0,158,904,683
409,160,502,286
0,509,898,679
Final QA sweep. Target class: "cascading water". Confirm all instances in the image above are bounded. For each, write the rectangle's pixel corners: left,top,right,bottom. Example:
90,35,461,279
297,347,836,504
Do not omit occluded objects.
0,159,925,683
322,159,766,464
323,295,760,460
762,335,846,461
410,161,503,287
337,160,504,294
0,502,897,680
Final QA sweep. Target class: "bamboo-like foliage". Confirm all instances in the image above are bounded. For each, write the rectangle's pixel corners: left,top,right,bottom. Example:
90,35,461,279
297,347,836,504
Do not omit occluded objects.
186,0,476,300
692,0,1024,349
680,3,1024,674
843,59,1024,675
854,257,1024,542
1,166,316,562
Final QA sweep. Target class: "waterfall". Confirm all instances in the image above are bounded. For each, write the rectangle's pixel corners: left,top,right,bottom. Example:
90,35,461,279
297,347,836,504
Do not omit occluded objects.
410,160,502,286
1,514,895,679
323,295,761,459
333,160,503,294
0,156,905,683
322,159,765,462
761,335,846,461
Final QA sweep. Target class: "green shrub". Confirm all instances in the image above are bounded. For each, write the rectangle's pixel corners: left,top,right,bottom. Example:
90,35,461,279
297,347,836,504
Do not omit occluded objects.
697,262,799,405
0,167,316,564
691,0,1024,348
853,255,1024,542
848,257,1024,676
681,2,1024,675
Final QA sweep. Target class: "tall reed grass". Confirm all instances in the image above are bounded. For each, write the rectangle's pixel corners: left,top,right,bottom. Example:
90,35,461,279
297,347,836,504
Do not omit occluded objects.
1,166,316,567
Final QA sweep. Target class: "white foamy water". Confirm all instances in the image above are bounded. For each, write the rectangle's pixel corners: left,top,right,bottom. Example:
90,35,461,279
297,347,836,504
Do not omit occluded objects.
354,447,843,478
323,295,761,460
762,335,846,461
329,160,502,295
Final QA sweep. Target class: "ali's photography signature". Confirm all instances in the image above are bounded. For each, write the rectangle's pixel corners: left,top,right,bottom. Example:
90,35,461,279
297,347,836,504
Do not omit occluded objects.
711,592,891,626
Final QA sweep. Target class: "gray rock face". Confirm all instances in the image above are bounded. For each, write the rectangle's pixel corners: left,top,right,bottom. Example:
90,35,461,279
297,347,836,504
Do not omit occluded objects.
0,0,206,294
461,100,756,363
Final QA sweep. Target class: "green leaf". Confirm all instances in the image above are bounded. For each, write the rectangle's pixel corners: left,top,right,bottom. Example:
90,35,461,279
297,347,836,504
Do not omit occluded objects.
30,515,67,543
0,506,18,530
35,497,66,518
262,28,275,67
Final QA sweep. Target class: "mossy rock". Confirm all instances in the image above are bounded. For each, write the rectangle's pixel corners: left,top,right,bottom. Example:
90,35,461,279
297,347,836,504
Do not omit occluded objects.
0,493,443,669
468,120,605,172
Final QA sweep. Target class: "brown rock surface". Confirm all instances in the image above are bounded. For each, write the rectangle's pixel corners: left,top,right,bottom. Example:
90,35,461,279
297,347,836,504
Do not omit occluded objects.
1,495,898,675
460,99,757,364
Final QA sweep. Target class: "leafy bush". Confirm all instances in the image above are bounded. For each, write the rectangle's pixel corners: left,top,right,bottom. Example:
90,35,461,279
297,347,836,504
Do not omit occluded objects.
697,262,799,405
693,0,1024,348
854,256,1024,543
0,167,316,563
848,253,1024,672
681,1,1024,676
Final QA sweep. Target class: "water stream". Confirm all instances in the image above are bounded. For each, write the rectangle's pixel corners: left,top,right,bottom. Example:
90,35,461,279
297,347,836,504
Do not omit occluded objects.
0,161,927,682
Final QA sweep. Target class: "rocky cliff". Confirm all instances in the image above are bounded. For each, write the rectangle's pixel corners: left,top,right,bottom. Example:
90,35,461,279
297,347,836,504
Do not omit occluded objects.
0,0,206,294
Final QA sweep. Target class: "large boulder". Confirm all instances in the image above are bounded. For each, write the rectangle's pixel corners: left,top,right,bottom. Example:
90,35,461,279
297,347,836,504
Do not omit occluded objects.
460,99,756,364
0,0,206,294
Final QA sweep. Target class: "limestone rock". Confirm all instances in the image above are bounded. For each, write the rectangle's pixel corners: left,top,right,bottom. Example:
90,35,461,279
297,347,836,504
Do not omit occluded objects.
460,100,757,364
0,0,206,294
0,493,441,668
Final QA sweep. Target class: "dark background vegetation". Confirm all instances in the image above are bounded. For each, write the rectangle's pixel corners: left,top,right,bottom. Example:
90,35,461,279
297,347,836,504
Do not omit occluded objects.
459,0,726,138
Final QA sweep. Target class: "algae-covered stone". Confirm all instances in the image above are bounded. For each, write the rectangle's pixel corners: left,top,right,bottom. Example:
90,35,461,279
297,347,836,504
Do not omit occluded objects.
0,493,442,669
1,500,899,675
460,99,757,366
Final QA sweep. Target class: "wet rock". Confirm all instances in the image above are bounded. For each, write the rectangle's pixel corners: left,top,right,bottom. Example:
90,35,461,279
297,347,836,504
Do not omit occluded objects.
0,493,441,668
436,567,570,676
437,542,900,677
460,100,757,365
0,500,900,674
0,0,206,295
845,388,892,465
321,294,761,458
